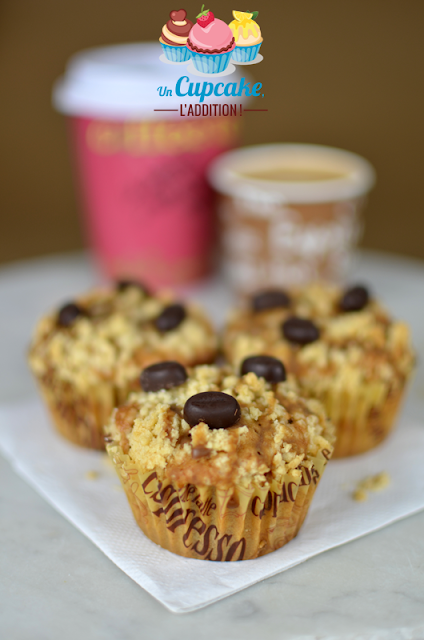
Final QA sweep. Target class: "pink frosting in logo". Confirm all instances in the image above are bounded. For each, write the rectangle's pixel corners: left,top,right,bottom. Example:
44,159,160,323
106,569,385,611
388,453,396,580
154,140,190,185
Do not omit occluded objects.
188,19,235,53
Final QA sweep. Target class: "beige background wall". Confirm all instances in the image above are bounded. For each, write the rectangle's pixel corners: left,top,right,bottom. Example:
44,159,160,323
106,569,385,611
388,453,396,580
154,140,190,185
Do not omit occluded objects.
1,1,423,264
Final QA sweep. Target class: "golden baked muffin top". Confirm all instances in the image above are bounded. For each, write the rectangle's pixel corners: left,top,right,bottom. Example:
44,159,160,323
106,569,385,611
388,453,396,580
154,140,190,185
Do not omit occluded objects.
105,362,335,490
223,283,415,396
29,282,217,391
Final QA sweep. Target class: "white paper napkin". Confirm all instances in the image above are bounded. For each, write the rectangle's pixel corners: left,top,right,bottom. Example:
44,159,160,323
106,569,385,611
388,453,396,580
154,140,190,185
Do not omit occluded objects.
1,397,424,613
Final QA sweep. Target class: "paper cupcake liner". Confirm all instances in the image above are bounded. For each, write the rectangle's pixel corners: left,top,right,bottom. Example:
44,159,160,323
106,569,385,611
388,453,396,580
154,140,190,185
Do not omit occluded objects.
318,381,408,458
33,372,120,450
106,440,333,561
31,351,217,450
189,50,233,74
232,42,262,63
160,42,192,63
29,334,217,449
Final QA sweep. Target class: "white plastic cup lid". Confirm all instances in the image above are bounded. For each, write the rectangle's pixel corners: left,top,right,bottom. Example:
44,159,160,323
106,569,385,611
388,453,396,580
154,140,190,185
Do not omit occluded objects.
208,143,376,204
53,42,250,120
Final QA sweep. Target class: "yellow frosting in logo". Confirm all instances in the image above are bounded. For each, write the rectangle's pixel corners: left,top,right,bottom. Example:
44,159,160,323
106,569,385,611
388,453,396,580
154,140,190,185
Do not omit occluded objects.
229,10,262,46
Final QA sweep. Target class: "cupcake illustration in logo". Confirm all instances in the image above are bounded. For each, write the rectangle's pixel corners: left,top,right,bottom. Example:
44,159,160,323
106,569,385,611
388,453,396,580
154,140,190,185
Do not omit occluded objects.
187,5,236,74
160,9,193,62
228,10,263,63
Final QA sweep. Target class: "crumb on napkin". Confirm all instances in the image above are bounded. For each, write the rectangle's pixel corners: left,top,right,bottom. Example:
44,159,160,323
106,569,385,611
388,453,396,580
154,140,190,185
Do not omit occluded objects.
353,471,390,502
85,470,99,480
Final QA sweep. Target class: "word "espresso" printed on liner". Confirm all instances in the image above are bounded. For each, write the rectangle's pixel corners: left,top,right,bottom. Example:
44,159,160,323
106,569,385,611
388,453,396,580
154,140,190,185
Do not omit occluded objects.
142,472,246,561
141,461,323,561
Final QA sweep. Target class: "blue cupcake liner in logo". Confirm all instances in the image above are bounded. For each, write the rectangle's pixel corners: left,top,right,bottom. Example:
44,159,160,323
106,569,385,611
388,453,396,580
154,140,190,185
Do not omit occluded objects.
232,42,262,63
189,49,233,74
161,42,192,63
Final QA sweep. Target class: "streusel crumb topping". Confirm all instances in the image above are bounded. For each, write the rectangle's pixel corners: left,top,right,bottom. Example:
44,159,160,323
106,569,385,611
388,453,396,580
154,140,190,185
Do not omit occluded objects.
106,365,335,489
29,286,217,390
223,283,414,395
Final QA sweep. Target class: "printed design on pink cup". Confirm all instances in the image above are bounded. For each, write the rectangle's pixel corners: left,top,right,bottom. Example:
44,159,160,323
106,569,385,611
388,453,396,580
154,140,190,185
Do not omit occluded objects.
74,116,240,289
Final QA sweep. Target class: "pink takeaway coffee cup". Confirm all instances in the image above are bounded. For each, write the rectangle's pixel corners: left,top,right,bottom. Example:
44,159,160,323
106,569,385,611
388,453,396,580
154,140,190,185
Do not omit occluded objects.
53,43,243,289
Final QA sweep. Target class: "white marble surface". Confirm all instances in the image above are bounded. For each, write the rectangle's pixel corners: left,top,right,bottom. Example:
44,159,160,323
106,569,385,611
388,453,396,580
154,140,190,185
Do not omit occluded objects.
1,251,424,638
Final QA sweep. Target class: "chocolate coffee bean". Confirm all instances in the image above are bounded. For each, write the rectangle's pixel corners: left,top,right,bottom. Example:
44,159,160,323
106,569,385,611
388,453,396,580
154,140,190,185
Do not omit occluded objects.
117,279,149,295
184,391,241,430
140,361,188,392
340,285,370,312
241,355,287,383
282,316,320,345
57,302,85,327
252,290,291,312
155,304,186,332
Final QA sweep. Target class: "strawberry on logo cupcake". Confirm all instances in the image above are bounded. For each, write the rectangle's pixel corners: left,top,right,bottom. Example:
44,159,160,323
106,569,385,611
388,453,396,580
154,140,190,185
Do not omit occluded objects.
160,9,194,63
187,5,236,74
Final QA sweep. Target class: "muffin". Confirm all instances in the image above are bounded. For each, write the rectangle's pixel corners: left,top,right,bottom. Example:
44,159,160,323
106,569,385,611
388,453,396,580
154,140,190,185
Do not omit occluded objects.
223,284,415,458
229,10,263,63
28,282,217,449
187,7,235,74
104,360,334,561
159,9,193,62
